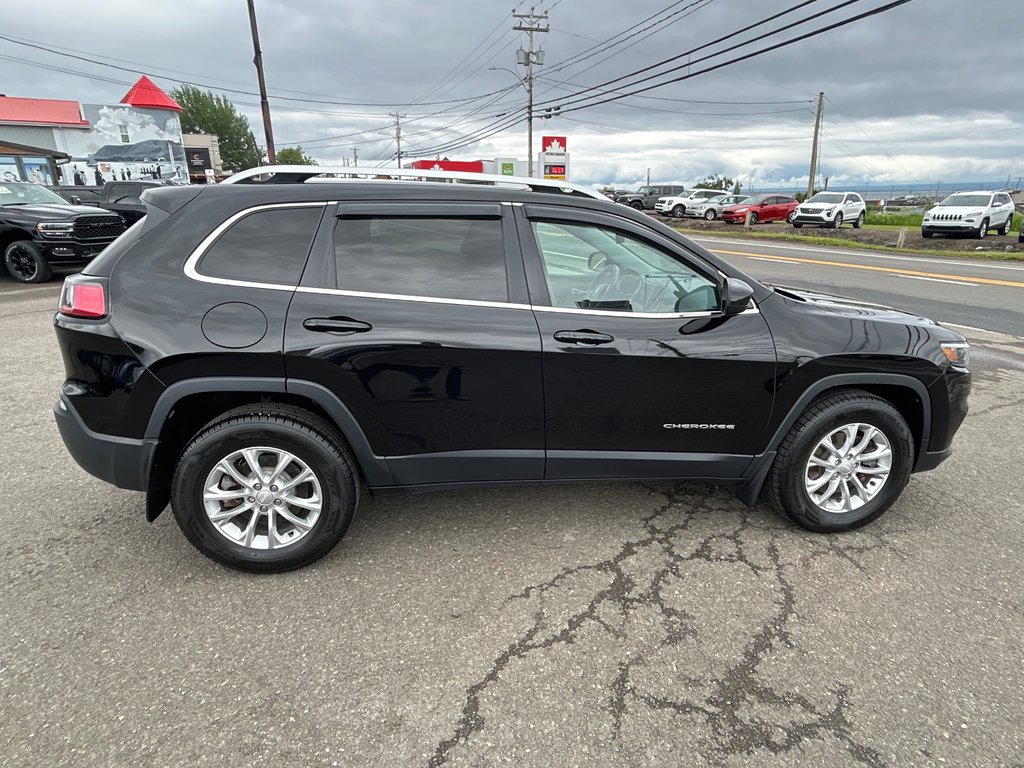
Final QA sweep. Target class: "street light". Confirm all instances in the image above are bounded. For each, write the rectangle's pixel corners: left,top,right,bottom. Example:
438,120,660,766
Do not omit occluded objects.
490,57,542,177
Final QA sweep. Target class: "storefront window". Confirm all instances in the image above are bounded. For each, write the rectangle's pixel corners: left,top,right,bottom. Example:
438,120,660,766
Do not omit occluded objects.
0,156,20,183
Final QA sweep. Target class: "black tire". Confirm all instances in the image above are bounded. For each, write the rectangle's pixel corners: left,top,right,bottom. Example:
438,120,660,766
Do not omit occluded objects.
748,212,758,225
170,404,359,572
630,201,643,210
3,241,52,283
853,211,865,229
766,390,913,533
786,210,796,224
921,230,933,238
672,204,685,218
976,218,988,239
832,211,844,229
792,222,803,229
998,214,1012,236
704,208,716,220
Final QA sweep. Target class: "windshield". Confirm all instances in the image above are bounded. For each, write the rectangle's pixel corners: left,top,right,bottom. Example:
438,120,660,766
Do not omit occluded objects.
0,182,69,207
938,193,991,207
737,195,767,205
806,192,845,204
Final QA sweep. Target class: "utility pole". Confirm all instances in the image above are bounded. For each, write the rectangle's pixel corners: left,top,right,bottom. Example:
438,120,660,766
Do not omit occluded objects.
246,0,276,164
352,146,358,167
389,113,406,167
806,91,824,198
513,7,548,177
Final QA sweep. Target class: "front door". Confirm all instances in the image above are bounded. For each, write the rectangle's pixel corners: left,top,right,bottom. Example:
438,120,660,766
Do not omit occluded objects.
516,206,777,481
284,202,544,486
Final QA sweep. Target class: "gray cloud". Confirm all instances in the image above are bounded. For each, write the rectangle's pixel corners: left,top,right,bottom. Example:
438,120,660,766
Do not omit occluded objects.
3,0,1022,188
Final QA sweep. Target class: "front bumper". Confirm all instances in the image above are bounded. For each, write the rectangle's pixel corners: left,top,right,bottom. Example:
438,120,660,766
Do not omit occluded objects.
791,214,836,226
54,394,156,491
921,221,979,234
37,238,115,265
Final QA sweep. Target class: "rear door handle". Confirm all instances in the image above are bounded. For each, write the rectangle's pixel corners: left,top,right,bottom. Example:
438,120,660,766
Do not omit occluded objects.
302,317,373,334
553,330,614,345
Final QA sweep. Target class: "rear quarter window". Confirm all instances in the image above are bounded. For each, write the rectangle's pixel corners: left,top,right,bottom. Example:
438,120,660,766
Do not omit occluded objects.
197,205,324,286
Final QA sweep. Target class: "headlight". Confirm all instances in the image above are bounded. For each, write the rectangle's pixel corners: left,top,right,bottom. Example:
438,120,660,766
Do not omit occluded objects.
965,211,982,218
941,341,970,369
36,222,74,236
825,207,836,216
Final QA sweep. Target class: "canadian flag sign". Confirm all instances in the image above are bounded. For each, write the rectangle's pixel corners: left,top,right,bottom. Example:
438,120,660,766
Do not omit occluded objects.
542,136,567,153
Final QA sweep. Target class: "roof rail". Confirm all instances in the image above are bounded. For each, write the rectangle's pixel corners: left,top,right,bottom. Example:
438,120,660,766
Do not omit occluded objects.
220,164,606,200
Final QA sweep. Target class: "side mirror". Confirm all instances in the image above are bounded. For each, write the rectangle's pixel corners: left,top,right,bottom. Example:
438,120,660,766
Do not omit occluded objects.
588,251,607,271
70,195,82,205
722,278,754,316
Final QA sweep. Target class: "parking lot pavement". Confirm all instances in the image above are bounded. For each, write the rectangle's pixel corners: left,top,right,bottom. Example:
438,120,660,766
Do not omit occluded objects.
2,284,1022,767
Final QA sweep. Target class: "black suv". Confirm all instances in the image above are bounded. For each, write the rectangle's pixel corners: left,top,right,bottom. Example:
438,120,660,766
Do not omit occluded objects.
2,182,125,282
53,168,971,572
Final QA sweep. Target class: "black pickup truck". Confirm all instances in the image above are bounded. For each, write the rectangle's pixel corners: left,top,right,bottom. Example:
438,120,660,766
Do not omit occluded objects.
1,182,126,283
93,180,165,225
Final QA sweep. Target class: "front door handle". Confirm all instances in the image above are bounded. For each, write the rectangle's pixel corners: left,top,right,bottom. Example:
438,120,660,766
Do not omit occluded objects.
553,329,614,345
302,317,373,334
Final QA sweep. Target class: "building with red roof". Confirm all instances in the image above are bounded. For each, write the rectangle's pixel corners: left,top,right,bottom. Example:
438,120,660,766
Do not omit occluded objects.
0,76,189,185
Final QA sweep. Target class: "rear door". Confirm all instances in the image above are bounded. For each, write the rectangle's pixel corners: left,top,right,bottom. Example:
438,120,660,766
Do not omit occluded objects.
284,201,545,486
516,205,777,481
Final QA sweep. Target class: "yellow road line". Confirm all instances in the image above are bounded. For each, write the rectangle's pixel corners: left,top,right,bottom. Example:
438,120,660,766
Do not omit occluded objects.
712,248,1024,289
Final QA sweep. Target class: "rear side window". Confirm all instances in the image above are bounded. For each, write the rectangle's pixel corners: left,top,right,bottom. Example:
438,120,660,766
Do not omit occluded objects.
198,206,322,285
333,216,508,302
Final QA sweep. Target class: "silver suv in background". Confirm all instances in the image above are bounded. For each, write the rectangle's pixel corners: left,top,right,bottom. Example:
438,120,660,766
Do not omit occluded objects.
655,188,726,218
791,192,866,229
686,193,749,220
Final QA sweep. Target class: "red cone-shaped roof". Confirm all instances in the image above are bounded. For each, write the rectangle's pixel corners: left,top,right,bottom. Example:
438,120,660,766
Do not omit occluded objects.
120,75,181,112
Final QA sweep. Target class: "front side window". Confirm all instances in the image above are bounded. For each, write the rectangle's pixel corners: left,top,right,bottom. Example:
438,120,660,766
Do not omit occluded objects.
531,220,719,314
334,216,507,302
198,206,322,285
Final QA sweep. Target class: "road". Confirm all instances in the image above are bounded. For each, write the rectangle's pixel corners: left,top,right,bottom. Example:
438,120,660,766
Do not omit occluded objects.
1,265,1023,767
687,234,1024,337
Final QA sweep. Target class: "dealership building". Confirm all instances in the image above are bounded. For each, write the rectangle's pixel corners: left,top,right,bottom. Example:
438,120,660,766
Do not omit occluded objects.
0,76,188,185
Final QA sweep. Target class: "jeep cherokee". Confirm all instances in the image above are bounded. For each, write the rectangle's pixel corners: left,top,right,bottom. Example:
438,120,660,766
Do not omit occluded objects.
53,166,971,572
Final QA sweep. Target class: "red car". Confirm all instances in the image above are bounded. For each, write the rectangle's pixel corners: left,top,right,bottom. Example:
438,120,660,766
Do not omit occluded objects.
721,194,799,225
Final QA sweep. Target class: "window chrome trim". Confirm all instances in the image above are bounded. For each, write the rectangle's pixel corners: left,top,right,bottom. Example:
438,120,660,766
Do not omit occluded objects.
184,202,331,291
295,286,531,310
531,301,758,319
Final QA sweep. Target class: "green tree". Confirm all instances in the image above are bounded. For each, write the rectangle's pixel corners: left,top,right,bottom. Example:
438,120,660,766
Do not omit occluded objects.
276,146,318,165
697,174,736,191
171,84,262,172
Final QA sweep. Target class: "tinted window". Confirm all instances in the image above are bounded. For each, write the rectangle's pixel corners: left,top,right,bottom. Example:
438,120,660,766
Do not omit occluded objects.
531,220,718,314
334,216,507,302
199,206,322,285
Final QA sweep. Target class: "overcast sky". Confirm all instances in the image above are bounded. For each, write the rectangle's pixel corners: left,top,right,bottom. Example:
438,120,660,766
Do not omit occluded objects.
3,0,1022,190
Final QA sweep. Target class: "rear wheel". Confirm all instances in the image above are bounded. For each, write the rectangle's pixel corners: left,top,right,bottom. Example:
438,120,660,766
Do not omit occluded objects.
853,211,865,229
672,204,685,218
170,405,359,572
767,390,913,532
786,210,797,224
704,208,717,220
976,218,989,239
999,213,1013,236
3,241,52,283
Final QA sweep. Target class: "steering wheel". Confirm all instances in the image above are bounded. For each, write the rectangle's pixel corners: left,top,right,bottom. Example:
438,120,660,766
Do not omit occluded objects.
586,263,621,302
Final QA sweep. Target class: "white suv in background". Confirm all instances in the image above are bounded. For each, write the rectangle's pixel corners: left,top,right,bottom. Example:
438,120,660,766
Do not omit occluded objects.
791,191,866,228
655,188,727,218
921,191,1015,239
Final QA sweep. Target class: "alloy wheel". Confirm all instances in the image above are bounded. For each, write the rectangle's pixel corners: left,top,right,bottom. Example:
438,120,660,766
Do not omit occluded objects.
5,245,38,281
803,423,892,514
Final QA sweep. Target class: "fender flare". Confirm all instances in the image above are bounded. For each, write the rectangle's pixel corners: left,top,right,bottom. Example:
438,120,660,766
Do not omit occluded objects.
145,376,393,486
735,372,931,507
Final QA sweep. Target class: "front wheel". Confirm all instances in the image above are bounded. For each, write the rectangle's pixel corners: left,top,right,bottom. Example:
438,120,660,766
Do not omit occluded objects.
976,218,988,239
630,201,644,210
921,230,933,238
853,211,865,229
170,405,359,572
3,241,52,283
747,212,759,225
767,390,913,532
832,212,844,229
672,205,685,218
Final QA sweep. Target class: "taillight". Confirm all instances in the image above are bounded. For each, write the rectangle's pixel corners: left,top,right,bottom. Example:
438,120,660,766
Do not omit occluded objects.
59,279,107,319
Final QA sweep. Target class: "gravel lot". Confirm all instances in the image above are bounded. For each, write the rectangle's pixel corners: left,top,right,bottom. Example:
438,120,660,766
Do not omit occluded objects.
2,281,1022,767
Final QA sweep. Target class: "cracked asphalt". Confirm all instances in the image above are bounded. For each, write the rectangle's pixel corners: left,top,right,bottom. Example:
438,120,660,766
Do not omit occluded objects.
2,282,1023,767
